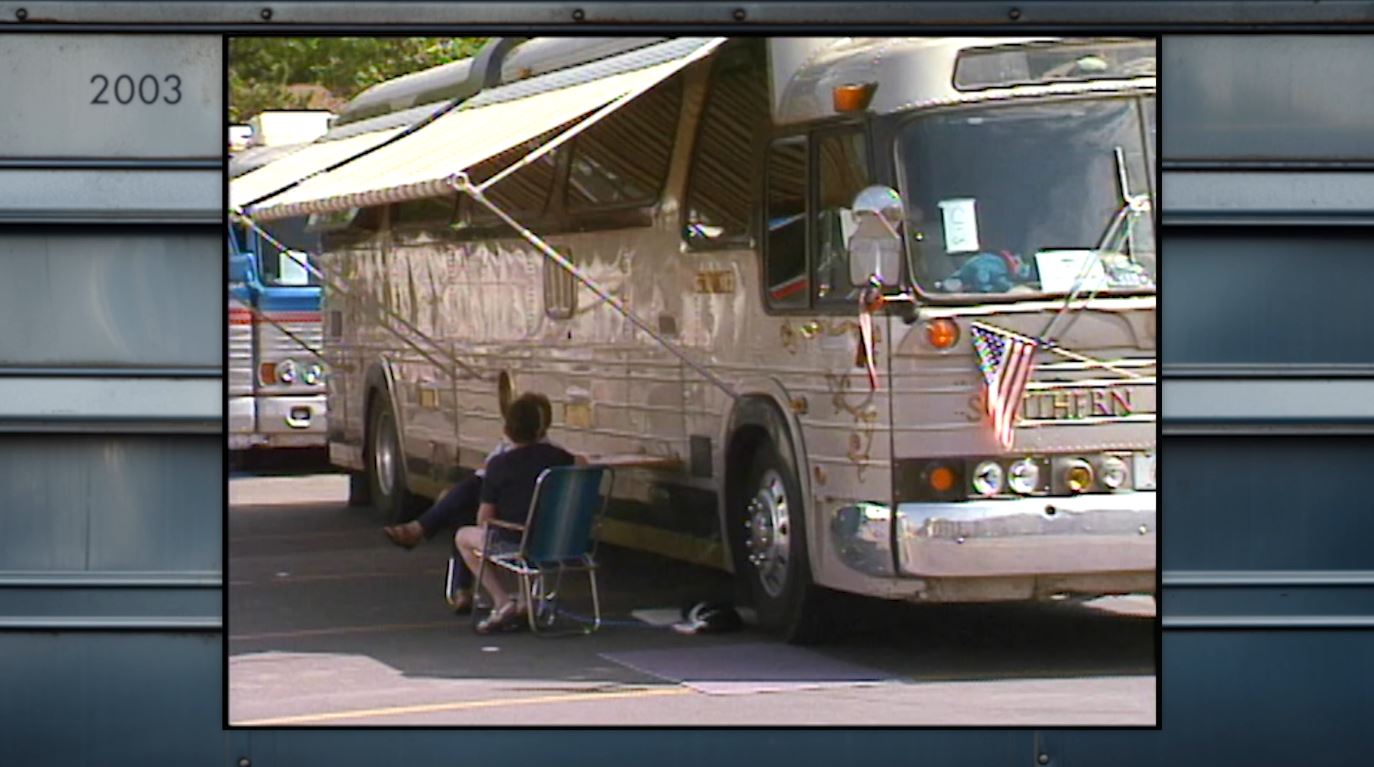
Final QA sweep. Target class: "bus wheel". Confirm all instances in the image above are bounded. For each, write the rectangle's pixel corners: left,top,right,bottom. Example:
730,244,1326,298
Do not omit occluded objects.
738,444,828,644
367,398,417,524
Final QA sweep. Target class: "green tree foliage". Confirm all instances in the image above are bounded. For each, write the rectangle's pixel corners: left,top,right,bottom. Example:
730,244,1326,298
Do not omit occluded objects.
229,37,487,123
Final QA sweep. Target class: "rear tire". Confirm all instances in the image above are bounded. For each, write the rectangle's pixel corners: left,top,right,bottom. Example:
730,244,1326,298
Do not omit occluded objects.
366,395,420,524
733,443,829,644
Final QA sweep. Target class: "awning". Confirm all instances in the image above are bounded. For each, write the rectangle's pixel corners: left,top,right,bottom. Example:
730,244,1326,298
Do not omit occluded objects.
249,37,724,222
229,127,404,210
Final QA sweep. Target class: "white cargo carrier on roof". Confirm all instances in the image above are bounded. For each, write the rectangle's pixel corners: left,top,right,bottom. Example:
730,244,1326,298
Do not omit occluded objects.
246,36,1158,642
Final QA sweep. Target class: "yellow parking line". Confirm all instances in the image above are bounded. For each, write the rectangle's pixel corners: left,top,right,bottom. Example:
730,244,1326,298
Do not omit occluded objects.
235,686,692,726
230,620,457,641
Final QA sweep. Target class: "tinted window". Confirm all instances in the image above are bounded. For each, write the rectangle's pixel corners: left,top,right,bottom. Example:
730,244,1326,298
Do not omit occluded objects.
813,130,871,306
682,48,769,249
765,137,807,309
567,78,681,211
460,126,568,226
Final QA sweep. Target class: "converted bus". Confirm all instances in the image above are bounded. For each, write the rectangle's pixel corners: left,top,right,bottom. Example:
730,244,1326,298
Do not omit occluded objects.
247,37,1158,641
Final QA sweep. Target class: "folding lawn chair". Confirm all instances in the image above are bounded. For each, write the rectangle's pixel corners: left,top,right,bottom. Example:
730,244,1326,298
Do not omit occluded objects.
473,465,614,636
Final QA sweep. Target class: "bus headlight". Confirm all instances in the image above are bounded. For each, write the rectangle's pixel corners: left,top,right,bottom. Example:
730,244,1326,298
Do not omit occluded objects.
277,359,297,384
302,363,324,386
1008,458,1041,495
1100,456,1129,490
970,460,1004,496
1064,459,1094,493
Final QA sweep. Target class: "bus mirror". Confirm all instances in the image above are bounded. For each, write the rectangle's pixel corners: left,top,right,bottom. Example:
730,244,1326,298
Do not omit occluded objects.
848,185,905,287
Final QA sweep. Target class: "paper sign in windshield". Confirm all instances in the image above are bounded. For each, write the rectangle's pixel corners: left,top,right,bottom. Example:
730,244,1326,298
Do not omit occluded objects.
1035,250,1109,293
938,198,980,253
279,251,310,286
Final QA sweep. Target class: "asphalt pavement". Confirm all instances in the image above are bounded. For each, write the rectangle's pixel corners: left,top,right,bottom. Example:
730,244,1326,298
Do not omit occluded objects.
228,470,1157,726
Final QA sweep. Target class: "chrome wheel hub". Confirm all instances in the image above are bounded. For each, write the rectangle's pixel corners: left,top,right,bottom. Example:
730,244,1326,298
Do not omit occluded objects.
744,469,791,598
375,415,396,497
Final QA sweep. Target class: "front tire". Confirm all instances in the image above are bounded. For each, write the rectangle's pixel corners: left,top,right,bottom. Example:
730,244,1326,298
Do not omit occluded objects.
366,396,419,524
735,443,828,644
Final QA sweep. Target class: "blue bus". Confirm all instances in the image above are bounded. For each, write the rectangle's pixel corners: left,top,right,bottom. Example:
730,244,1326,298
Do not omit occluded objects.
228,218,327,453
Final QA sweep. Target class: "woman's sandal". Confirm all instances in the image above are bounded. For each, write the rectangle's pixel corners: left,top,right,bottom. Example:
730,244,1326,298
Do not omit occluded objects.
475,601,526,634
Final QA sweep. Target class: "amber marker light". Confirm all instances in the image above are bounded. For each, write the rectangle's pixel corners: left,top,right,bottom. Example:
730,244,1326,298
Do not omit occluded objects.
1065,460,1095,493
259,362,278,386
833,82,877,113
925,318,961,350
928,465,956,493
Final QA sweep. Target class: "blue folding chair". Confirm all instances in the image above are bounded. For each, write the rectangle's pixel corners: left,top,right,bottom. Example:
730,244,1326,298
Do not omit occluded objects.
474,465,614,636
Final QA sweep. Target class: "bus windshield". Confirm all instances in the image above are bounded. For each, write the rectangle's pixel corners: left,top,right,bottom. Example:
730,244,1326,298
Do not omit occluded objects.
896,96,1155,300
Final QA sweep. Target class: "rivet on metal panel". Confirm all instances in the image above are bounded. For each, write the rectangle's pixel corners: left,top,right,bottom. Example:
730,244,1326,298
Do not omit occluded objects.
571,8,585,21
238,759,252,767
1037,754,1050,766
259,7,272,20
15,7,28,20
733,8,747,21
1008,7,1022,20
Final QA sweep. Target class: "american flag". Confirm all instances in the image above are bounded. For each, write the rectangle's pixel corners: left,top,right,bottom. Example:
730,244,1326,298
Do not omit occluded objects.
971,322,1038,450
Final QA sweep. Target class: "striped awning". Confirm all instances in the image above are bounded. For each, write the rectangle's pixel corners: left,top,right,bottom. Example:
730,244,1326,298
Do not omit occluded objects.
229,128,404,210
248,37,724,222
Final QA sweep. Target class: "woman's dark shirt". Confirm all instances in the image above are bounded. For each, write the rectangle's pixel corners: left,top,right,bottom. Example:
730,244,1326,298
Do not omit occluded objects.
479,442,576,524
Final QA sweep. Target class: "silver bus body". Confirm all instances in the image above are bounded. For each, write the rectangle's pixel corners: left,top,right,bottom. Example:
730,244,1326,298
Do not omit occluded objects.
289,37,1155,632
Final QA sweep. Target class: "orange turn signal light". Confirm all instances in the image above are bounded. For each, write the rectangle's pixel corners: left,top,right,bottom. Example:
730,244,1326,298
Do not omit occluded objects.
259,362,277,386
833,82,877,113
928,465,956,493
925,318,961,350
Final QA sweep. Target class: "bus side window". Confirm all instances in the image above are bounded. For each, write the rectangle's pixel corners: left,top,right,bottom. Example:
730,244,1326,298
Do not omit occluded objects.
813,129,871,306
567,76,682,213
682,49,769,250
457,130,565,231
765,137,808,310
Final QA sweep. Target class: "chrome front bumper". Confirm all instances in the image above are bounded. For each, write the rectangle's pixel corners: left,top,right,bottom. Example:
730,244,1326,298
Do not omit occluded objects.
831,492,1155,580
228,396,257,450
254,394,327,447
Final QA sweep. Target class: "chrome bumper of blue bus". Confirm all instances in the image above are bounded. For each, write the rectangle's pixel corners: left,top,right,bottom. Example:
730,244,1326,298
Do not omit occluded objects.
831,492,1155,580
229,396,257,450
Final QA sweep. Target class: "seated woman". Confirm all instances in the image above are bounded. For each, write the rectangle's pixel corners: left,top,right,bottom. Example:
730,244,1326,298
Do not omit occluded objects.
455,393,577,633
383,392,568,614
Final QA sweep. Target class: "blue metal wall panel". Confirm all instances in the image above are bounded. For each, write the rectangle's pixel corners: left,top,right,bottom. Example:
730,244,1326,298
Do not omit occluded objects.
0,232,222,369
0,633,226,766
1041,631,1374,766
1163,36,1374,162
1163,437,1374,572
0,436,222,573
1163,229,1374,367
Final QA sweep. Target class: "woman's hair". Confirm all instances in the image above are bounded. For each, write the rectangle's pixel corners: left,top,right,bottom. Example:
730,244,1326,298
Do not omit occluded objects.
503,393,545,445
526,392,553,437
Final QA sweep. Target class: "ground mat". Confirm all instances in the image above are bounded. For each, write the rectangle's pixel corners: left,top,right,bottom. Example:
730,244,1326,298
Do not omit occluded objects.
601,642,897,695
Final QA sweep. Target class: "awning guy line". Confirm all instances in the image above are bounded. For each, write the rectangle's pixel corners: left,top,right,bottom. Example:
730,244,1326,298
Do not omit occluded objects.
231,209,485,382
451,173,738,401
